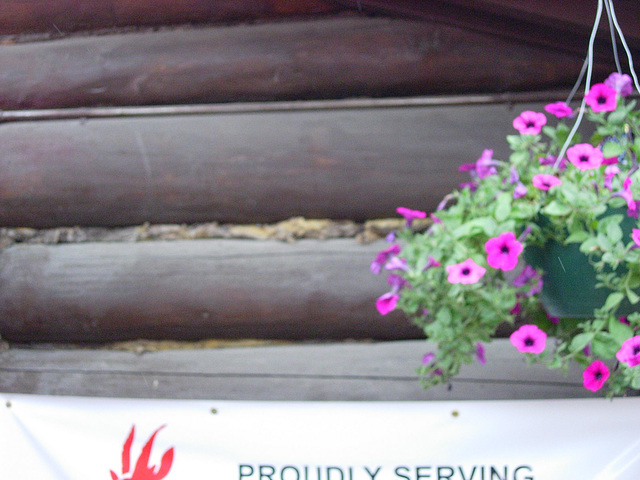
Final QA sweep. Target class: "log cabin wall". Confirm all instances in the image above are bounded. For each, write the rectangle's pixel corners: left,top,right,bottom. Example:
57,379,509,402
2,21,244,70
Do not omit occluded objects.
0,1,639,343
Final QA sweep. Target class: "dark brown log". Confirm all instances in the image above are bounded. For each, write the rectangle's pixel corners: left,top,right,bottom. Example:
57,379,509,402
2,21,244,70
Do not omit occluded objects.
0,17,594,110
0,0,341,36
0,239,422,343
0,98,550,228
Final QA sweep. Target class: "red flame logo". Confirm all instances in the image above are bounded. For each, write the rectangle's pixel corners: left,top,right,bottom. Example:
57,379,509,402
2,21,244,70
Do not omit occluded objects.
110,425,174,480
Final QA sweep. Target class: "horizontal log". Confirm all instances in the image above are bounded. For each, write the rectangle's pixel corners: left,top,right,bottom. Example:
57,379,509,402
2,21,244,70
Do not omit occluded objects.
0,239,421,343
0,340,594,400
0,0,340,36
0,17,593,110
0,98,554,228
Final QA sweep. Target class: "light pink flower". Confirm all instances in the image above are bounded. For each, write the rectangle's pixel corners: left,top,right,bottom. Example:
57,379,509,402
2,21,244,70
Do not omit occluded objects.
396,206,427,226
422,352,435,365
513,265,543,297
476,149,497,178
633,229,640,247
445,258,486,284
585,83,618,112
605,72,633,97
510,324,547,354
604,165,620,190
567,143,604,171
616,335,640,367
384,256,409,272
513,111,547,135
370,244,401,274
532,173,562,190
544,101,573,118
618,177,636,213
376,292,399,315
513,182,527,199
485,232,523,271
583,360,610,392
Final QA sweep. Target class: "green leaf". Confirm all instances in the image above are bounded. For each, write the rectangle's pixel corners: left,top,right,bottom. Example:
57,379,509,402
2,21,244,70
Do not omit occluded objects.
565,231,590,244
606,222,623,244
627,287,640,305
609,316,634,344
452,217,497,238
592,333,621,359
602,141,625,159
543,201,572,216
494,193,512,222
603,292,625,312
570,332,594,353
607,109,627,125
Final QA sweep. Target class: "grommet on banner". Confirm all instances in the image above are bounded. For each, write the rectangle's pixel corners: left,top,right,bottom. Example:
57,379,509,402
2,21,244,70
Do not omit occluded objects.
451,410,459,418
5,401,11,408
210,408,218,415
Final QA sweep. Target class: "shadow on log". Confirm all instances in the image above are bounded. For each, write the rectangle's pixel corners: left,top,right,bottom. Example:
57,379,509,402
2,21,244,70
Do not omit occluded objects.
0,239,421,343
0,98,554,228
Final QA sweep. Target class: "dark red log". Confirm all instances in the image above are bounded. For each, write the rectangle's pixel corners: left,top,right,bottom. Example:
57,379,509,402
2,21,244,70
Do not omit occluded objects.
0,239,421,343
0,98,553,228
0,17,594,110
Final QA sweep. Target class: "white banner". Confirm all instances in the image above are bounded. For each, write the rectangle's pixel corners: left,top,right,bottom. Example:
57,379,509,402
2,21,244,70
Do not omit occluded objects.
0,394,639,480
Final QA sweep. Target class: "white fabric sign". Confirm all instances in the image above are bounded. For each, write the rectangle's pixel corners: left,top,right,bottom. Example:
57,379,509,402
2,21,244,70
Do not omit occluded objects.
0,394,639,480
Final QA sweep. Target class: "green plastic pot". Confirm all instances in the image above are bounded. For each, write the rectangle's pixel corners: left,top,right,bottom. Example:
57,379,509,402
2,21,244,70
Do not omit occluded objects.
525,210,637,318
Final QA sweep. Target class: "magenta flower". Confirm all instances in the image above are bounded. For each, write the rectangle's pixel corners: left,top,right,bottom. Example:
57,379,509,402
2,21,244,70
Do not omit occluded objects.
566,143,604,171
532,173,562,190
585,83,618,112
445,258,486,284
513,265,543,297
544,101,573,118
539,155,567,171
423,255,441,271
616,177,637,213
605,72,633,97
476,149,497,179
616,336,640,367
485,232,523,271
604,165,620,190
370,244,401,274
510,324,547,354
422,352,435,365
396,206,427,226
476,342,486,365
376,292,399,315
513,111,547,135
620,316,631,325
632,229,640,247
583,361,610,392
513,182,527,199
385,256,409,272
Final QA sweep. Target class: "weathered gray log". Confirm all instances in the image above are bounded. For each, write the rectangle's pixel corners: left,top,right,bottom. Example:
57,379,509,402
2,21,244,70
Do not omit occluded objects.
0,17,591,110
0,340,595,400
0,239,422,343
0,98,551,228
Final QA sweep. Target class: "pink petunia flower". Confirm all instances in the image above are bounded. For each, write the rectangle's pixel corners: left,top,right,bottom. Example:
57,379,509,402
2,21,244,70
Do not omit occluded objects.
396,206,427,226
605,72,633,97
620,316,631,325
632,229,640,247
585,83,618,112
604,165,620,190
376,292,399,315
370,244,401,274
583,360,610,392
617,177,637,213
485,232,523,271
513,182,527,199
513,111,547,135
476,342,486,365
510,324,547,354
544,101,573,118
384,257,409,272
422,352,435,365
616,335,640,367
532,173,562,190
476,149,498,179
539,155,567,171
566,143,604,171
445,258,486,284
512,265,543,297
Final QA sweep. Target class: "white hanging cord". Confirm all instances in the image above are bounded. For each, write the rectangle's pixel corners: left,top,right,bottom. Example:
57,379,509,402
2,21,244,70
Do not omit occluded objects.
554,0,603,168
605,0,640,94
566,57,589,105
604,0,622,73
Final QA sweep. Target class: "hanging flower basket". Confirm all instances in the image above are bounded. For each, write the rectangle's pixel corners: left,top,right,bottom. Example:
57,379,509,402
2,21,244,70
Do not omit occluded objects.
370,0,640,397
